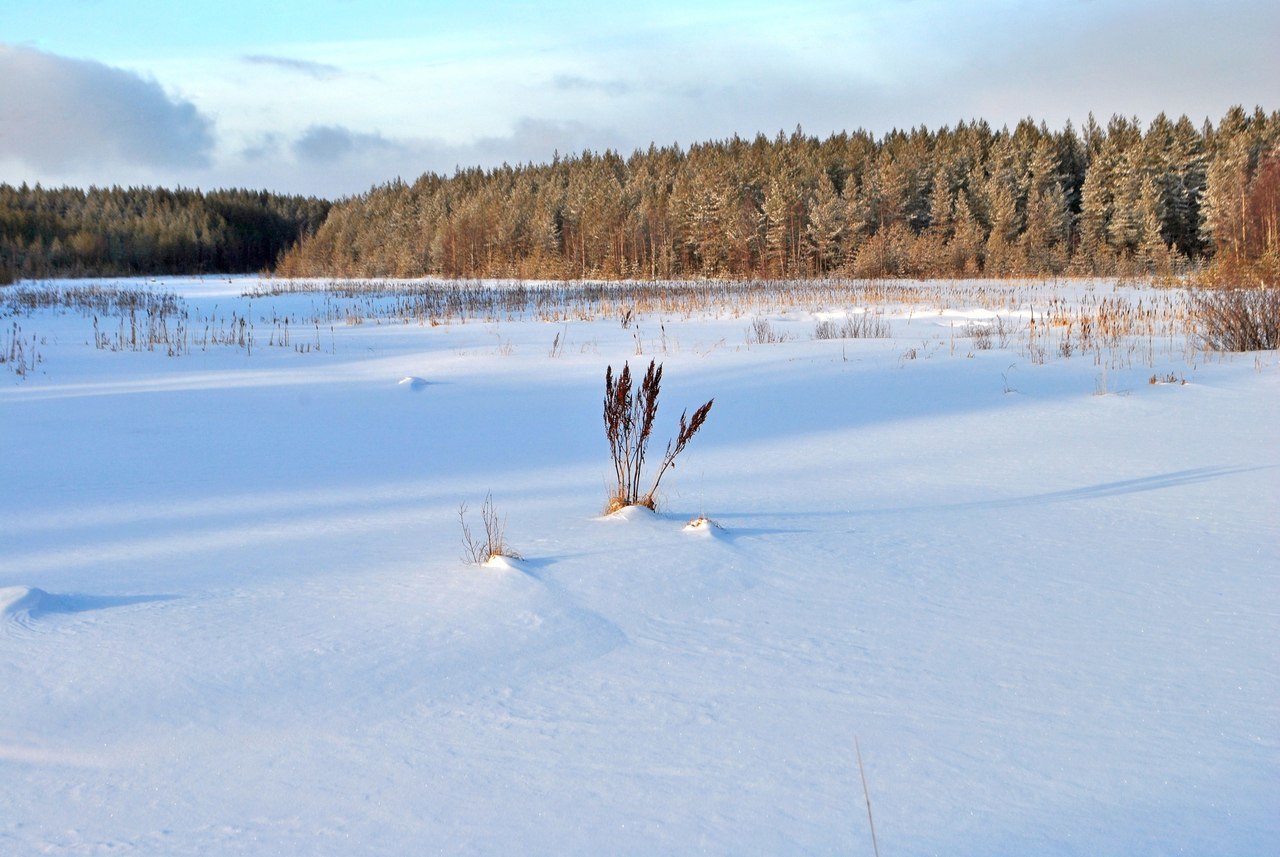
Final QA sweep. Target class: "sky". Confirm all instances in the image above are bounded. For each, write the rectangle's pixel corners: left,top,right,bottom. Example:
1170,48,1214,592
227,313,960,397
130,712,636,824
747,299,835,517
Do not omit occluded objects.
2,0,1277,199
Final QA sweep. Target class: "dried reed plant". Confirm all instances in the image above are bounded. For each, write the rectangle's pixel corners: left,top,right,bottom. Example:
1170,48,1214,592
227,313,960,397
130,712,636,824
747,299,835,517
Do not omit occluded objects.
604,359,713,512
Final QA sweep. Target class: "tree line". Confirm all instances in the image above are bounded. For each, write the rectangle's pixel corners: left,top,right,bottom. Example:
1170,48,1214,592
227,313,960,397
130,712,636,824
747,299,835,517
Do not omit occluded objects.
276,106,1278,284
0,185,330,283
3,108,1275,286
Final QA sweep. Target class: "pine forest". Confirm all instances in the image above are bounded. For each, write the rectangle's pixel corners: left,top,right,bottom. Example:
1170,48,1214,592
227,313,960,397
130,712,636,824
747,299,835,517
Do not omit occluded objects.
3,107,1278,286
0,186,330,283
275,107,1279,285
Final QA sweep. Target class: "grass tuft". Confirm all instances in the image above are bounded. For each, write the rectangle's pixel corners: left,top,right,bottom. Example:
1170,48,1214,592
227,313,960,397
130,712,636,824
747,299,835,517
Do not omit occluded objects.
459,493,521,565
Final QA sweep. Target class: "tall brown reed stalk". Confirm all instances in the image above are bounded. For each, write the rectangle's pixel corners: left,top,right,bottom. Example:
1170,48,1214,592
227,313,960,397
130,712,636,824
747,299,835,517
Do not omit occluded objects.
604,359,713,512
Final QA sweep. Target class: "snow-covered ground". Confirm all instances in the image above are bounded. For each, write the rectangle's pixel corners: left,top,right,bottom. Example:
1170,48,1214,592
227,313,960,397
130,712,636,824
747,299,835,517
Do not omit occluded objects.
2,277,1276,855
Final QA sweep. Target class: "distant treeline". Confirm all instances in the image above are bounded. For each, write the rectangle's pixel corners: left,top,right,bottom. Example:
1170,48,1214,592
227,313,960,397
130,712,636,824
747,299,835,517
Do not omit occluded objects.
0,186,330,283
277,106,1279,284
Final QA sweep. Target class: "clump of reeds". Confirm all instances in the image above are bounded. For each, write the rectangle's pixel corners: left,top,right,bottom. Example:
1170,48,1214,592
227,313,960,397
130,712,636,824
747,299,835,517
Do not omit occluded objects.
604,359,713,513
1,321,39,378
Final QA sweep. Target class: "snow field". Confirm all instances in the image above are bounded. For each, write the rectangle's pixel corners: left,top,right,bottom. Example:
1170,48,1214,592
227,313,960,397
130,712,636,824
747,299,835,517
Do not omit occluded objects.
1,277,1277,855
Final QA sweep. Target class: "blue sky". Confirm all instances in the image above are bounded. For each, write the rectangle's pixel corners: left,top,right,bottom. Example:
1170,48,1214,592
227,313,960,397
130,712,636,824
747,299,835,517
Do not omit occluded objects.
3,0,1276,198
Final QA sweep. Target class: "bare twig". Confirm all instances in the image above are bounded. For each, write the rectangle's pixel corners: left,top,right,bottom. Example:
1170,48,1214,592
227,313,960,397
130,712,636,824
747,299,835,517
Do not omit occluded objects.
856,737,881,857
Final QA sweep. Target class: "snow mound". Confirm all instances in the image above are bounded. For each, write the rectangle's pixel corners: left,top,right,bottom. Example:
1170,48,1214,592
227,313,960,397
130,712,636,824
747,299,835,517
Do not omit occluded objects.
931,307,1014,329
603,505,658,522
481,554,525,572
398,376,430,390
0,586,47,619
682,516,725,537
813,308,870,320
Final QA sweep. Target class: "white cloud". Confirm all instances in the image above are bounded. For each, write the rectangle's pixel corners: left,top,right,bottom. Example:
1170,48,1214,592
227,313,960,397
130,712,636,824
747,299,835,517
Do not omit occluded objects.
552,75,634,97
0,44,215,173
3,1,1275,198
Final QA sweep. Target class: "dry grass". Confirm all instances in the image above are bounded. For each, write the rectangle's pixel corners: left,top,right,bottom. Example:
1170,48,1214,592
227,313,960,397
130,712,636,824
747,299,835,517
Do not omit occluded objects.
2,321,40,378
246,277,1065,327
813,311,891,340
241,277,1201,371
1189,286,1280,352
5,276,1240,378
459,493,520,564
747,316,792,345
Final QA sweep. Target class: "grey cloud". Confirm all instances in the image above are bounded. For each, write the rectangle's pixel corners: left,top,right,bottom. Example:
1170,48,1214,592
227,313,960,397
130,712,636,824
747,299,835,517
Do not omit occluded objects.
293,125,405,164
234,119,625,198
0,43,215,171
878,0,1280,130
292,118,622,173
471,117,624,163
588,0,1279,147
240,133,283,163
242,54,343,80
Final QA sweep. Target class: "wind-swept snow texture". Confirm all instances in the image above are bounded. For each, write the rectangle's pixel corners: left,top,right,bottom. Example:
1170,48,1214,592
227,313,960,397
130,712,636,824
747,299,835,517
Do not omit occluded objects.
2,277,1277,855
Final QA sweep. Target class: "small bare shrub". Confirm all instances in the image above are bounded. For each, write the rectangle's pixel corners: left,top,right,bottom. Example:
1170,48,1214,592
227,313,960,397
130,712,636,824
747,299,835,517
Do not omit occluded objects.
604,359,713,512
962,322,993,350
459,493,520,564
814,312,891,340
1094,368,1109,396
813,319,839,340
1191,286,1280,352
747,316,789,344
992,315,1022,348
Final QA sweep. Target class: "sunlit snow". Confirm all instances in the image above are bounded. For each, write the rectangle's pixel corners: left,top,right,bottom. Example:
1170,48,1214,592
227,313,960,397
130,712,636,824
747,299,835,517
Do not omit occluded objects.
2,276,1276,855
